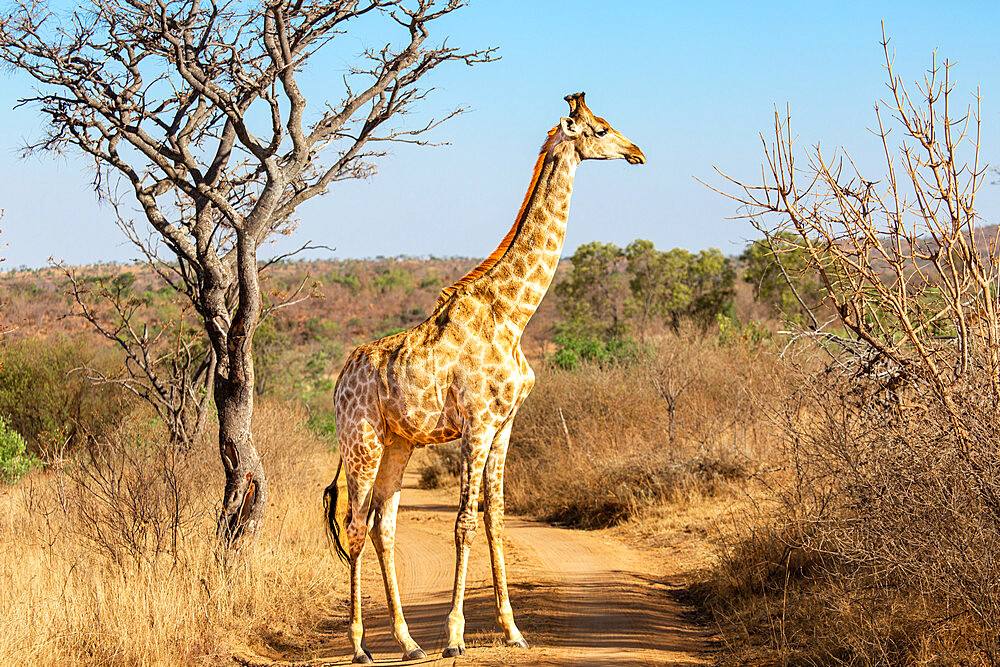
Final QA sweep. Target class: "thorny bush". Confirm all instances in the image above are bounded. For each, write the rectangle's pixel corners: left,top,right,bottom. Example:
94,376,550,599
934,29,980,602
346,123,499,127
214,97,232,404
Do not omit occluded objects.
708,41,1000,663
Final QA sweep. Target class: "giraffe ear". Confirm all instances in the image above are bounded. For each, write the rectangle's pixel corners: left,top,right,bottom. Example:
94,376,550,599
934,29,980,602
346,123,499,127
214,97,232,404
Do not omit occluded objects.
559,116,579,137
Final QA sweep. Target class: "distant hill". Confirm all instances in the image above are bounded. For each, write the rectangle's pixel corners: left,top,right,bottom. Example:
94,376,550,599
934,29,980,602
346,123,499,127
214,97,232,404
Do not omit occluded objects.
0,256,567,374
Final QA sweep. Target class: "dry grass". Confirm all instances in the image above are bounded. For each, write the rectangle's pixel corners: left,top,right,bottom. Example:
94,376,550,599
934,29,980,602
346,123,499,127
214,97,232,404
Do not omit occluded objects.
0,400,343,666
698,355,1000,665
416,440,460,490
700,511,995,665
495,331,785,529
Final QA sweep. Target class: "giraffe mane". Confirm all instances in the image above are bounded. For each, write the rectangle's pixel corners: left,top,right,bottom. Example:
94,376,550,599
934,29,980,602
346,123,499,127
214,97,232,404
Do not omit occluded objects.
435,127,560,308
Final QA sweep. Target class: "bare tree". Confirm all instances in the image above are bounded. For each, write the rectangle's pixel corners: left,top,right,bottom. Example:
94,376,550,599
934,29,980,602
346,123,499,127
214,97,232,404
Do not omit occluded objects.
59,262,217,450
0,0,493,550
648,338,698,449
716,36,1000,651
718,33,993,437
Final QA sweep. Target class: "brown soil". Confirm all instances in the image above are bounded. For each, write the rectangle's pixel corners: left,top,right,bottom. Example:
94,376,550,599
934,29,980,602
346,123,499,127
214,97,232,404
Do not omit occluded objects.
237,468,715,667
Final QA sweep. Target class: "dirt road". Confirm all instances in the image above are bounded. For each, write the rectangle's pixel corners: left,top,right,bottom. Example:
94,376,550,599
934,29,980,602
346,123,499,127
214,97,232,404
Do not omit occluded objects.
246,469,714,666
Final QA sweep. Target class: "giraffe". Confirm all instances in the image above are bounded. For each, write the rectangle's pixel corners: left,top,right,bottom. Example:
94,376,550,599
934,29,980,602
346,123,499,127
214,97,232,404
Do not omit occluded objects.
323,92,645,663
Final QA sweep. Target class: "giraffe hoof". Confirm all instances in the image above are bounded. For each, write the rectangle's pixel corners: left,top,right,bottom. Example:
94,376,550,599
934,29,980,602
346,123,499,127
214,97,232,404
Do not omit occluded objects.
506,638,529,649
352,648,374,664
402,648,427,660
442,645,466,658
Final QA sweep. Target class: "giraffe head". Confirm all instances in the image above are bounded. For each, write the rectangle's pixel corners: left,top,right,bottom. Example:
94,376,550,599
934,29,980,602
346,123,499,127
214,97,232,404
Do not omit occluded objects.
556,92,645,164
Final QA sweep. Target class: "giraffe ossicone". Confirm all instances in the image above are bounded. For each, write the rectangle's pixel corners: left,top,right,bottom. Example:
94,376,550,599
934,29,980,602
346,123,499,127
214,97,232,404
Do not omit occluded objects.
323,92,645,663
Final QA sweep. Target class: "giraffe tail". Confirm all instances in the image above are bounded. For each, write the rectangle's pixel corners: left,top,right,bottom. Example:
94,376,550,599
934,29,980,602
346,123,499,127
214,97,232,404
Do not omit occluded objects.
322,456,350,564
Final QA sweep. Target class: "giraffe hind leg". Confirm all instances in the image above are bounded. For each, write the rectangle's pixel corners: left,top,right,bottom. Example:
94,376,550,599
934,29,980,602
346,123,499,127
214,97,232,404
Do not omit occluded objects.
444,425,494,658
370,437,426,660
340,418,385,664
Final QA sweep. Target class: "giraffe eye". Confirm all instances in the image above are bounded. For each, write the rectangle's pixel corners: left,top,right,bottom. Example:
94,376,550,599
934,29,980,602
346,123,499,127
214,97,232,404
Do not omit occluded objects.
595,128,608,137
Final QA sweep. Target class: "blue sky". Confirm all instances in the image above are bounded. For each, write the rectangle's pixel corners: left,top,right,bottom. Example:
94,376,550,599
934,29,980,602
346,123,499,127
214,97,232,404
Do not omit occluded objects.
2,0,999,268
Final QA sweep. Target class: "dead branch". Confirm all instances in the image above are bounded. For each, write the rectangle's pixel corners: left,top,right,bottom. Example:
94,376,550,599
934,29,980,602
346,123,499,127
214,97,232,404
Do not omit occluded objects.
716,32,993,446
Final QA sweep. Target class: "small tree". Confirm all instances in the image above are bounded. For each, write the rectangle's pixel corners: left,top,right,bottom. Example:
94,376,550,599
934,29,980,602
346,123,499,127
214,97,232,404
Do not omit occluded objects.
624,239,691,338
0,0,492,549
683,248,735,328
624,242,735,332
60,265,217,450
556,241,630,340
557,239,735,344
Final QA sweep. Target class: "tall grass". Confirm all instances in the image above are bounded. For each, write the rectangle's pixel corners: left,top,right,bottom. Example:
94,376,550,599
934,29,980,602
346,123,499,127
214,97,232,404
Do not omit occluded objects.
700,353,1000,665
496,330,785,528
0,401,343,665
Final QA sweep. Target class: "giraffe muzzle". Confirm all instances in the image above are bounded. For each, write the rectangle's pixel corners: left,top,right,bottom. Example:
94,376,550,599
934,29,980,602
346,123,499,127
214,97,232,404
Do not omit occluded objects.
624,145,646,164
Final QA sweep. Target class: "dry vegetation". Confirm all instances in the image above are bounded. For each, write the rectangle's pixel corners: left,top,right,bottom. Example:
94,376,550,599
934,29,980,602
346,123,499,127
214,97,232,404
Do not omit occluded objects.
502,331,783,529
701,360,1000,664
0,401,343,664
694,46,1000,665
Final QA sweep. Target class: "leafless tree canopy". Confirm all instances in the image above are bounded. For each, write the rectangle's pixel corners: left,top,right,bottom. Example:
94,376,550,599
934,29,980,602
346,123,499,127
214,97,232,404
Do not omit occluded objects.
0,0,493,549
719,34,993,437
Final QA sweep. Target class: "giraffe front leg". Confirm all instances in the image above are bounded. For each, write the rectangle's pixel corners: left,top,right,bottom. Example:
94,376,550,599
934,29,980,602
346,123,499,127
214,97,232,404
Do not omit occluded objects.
370,442,426,661
443,427,493,658
483,420,528,649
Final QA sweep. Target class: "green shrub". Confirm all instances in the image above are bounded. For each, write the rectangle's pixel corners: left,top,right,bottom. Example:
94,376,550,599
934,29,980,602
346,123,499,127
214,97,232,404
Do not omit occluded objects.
328,271,361,293
0,414,41,483
550,332,643,370
716,313,770,347
372,266,414,294
303,342,343,388
307,412,337,447
418,273,441,289
302,317,339,341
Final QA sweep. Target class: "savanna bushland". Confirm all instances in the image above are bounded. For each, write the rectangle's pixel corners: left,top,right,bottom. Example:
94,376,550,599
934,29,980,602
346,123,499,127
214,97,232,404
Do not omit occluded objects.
3,14,1000,667
2,222,778,662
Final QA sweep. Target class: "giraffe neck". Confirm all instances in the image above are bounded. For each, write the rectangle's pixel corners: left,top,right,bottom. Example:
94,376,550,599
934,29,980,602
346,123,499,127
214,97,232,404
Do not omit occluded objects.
472,142,579,334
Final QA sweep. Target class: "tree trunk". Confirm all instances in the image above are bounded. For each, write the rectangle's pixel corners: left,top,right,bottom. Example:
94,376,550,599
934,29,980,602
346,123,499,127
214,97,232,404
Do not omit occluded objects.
667,399,676,449
208,233,269,551
215,369,268,549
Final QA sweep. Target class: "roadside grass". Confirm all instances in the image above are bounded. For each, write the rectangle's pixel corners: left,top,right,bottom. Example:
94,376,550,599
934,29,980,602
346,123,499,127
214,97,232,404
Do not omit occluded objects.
506,332,783,529
0,400,343,665
697,506,993,665
696,360,1000,665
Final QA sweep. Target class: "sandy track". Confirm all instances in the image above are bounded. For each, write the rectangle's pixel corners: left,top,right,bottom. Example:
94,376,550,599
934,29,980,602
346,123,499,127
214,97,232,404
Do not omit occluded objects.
243,470,713,666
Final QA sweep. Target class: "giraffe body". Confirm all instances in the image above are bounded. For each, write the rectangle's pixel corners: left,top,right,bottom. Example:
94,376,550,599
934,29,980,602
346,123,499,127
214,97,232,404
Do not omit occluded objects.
325,93,644,663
